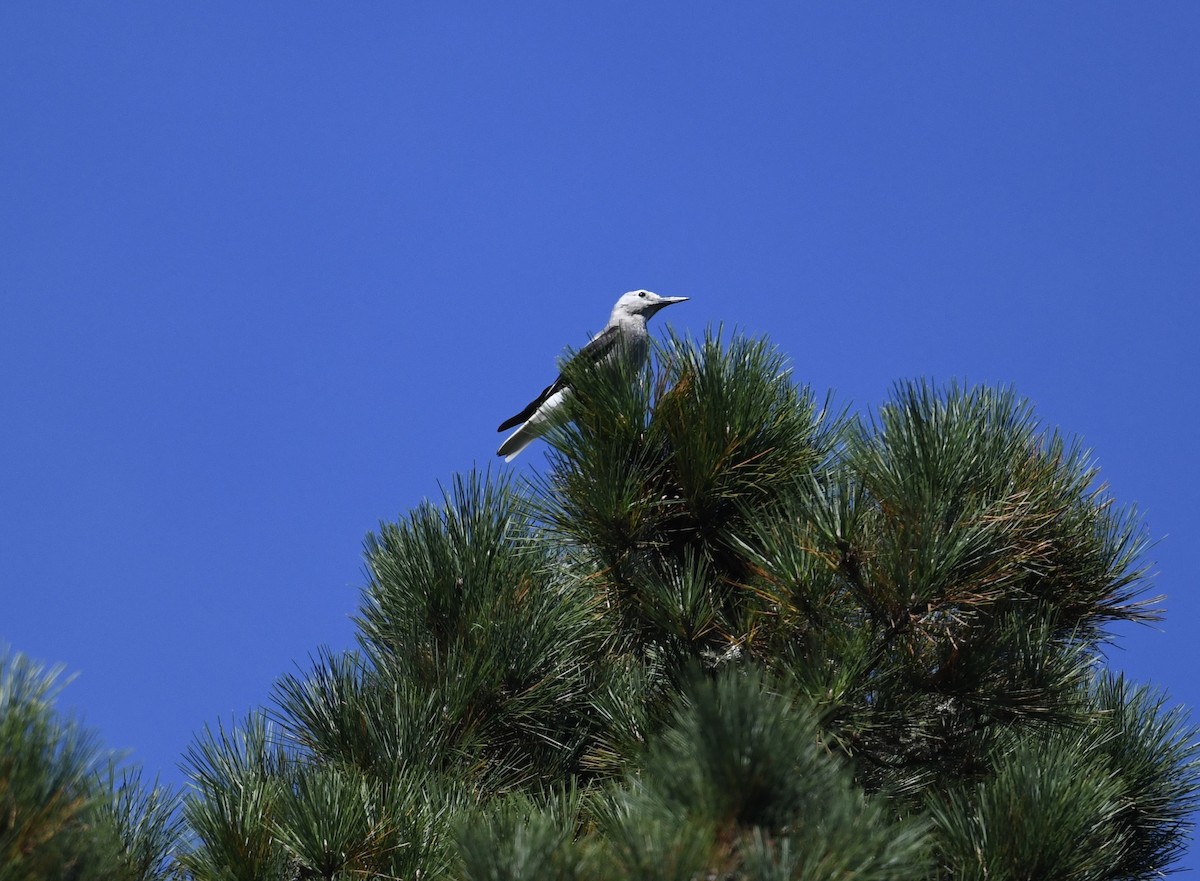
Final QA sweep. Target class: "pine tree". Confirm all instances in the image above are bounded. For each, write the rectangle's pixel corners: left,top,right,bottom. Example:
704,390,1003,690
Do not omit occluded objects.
0,649,181,881
177,331,1198,880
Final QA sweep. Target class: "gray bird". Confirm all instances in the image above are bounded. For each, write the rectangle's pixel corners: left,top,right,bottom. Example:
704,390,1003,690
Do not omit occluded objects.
496,290,688,461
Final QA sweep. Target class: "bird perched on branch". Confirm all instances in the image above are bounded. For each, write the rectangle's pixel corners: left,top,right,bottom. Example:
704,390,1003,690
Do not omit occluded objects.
496,290,688,461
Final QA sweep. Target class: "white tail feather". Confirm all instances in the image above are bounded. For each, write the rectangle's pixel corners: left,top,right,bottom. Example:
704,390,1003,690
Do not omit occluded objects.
496,389,567,461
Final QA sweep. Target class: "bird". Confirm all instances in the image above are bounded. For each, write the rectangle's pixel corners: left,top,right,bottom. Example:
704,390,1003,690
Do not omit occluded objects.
496,290,688,461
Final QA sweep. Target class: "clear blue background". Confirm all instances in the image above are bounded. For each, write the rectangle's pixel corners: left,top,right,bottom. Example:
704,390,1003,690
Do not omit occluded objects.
2,4,1197,870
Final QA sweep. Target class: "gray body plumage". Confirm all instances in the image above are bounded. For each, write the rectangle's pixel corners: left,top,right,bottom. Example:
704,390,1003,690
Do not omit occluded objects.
496,290,687,461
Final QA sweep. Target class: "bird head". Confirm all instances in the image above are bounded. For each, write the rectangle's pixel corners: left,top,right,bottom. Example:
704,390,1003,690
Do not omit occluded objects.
610,290,689,321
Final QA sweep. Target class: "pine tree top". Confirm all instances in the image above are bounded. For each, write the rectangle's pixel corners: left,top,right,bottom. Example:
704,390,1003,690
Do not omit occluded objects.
173,331,1197,881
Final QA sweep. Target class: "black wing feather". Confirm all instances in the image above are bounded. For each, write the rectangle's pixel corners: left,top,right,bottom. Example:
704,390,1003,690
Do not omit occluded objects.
496,325,622,432
496,376,566,431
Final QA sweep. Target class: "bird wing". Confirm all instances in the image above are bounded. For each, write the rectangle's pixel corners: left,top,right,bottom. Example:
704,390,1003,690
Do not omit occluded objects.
496,324,622,431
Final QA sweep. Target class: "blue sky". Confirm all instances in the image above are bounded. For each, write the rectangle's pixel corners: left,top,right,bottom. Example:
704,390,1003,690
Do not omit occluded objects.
2,3,1198,868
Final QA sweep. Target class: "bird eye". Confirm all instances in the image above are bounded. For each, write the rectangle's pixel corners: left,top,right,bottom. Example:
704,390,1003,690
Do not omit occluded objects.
639,291,647,298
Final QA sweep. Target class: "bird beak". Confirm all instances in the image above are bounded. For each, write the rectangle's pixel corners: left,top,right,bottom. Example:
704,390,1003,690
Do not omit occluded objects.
658,296,688,306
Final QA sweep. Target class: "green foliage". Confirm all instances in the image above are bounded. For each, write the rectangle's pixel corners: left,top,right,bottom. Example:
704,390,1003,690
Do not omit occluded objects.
173,331,1197,880
1084,674,1200,879
454,786,584,881
929,734,1126,880
587,786,716,881
179,715,291,880
736,379,1163,796
101,765,185,881
647,669,836,832
534,328,840,665
353,470,601,789
0,649,180,881
610,668,932,881
850,381,1152,635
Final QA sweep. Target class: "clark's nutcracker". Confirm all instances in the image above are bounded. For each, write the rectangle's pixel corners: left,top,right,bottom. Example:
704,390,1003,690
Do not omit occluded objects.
496,290,688,461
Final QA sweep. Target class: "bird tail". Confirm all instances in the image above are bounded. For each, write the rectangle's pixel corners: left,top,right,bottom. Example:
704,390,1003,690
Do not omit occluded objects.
497,420,541,461
495,388,568,461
